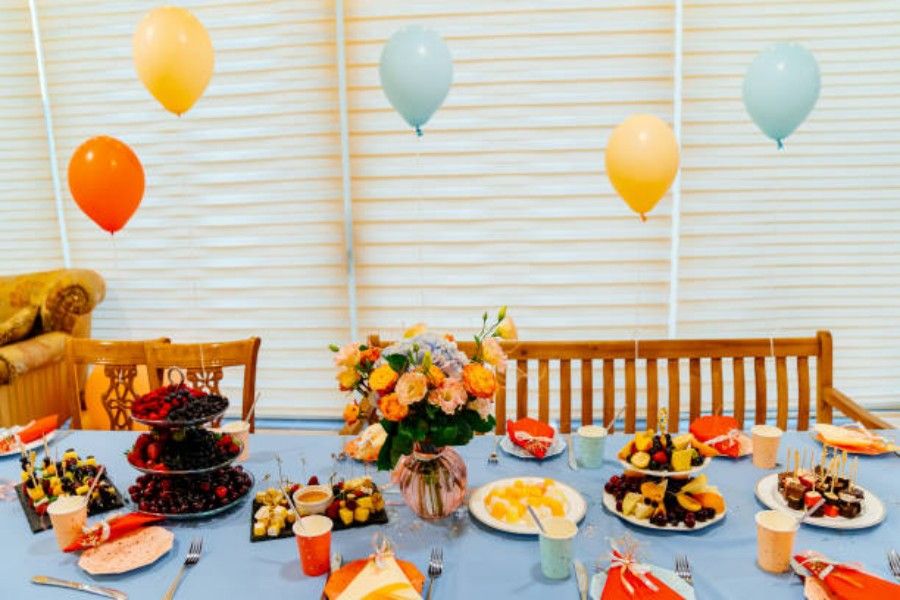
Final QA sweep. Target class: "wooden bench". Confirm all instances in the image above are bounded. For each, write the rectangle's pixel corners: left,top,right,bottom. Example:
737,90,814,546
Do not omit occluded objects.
368,331,891,434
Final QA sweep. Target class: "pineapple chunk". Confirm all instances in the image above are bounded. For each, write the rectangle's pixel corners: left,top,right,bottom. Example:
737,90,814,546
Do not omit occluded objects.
354,506,370,523
357,496,373,510
339,508,354,526
670,448,693,472
634,502,654,520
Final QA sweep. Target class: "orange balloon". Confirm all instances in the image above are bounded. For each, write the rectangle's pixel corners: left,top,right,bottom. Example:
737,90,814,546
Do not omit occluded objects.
68,136,145,234
604,114,679,220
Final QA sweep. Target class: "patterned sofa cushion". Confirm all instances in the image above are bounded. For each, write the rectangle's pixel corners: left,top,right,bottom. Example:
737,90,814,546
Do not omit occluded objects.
0,306,38,346
0,332,68,385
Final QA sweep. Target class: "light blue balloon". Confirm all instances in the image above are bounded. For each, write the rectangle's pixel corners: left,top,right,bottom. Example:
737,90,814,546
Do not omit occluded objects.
743,43,820,149
379,26,453,136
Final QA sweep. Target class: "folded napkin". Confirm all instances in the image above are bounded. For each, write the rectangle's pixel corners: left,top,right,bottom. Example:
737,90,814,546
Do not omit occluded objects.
64,512,164,552
793,551,900,600
601,551,684,600
506,417,555,459
325,554,424,600
813,424,896,455
690,415,741,458
0,414,59,450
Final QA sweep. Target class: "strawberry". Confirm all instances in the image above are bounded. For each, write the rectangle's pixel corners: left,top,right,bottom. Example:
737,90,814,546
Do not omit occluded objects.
146,443,161,462
652,450,668,465
823,504,840,518
325,501,340,521
215,485,228,499
307,476,319,486
227,443,240,456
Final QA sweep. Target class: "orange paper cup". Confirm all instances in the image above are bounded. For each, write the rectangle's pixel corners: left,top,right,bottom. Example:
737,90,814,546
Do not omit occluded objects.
294,515,332,576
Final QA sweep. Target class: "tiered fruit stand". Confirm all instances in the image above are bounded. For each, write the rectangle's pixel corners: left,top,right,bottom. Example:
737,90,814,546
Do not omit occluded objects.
125,375,253,520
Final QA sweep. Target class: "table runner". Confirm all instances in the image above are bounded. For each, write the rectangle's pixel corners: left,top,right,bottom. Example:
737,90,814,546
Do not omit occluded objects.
1,431,896,599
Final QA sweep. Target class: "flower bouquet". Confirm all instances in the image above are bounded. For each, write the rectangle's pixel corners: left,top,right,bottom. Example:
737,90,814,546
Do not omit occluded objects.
331,308,509,519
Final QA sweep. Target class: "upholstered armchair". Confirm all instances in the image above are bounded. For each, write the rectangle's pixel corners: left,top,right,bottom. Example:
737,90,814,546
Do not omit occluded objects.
0,269,105,426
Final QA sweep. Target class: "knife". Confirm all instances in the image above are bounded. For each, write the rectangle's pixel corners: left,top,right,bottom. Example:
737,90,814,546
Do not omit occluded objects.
32,576,127,600
567,433,578,470
573,560,588,600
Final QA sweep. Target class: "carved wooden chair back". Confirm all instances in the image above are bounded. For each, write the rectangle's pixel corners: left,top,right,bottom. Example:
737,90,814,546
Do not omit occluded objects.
368,331,889,434
65,338,170,431
144,338,261,431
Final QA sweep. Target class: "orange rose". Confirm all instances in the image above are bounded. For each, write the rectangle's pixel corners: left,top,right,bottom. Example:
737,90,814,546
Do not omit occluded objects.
360,347,381,364
378,393,408,422
462,363,496,399
425,365,445,387
369,364,399,394
343,403,360,423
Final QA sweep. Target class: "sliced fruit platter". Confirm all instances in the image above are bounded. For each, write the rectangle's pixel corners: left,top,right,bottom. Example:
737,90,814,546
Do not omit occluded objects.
250,475,388,542
468,477,587,535
130,383,229,427
130,466,253,519
126,428,242,474
617,429,713,476
16,449,125,533
602,472,726,530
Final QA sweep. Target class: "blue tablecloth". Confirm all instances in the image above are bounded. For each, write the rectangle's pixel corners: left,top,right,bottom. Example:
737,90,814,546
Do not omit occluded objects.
1,431,896,599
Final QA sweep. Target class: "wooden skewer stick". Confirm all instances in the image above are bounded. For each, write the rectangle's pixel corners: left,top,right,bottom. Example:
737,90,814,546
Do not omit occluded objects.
793,449,800,477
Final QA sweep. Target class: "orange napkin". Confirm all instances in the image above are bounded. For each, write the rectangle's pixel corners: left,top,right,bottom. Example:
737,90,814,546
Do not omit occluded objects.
17,414,59,445
324,557,424,599
506,418,555,459
601,552,684,599
64,512,164,552
793,551,900,600
690,415,741,457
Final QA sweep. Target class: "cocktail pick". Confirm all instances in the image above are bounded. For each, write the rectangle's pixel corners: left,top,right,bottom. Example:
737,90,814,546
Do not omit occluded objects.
526,505,547,534
658,407,668,436
797,497,825,525
82,466,105,508
275,454,302,530
793,449,799,477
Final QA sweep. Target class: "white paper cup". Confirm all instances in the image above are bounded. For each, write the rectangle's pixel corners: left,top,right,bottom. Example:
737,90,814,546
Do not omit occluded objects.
539,516,578,579
47,495,88,551
576,425,607,468
751,425,783,469
755,510,798,573
220,420,250,462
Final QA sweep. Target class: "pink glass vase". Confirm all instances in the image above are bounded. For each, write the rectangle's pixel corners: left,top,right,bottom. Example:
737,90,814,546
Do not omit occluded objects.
392,443,467,520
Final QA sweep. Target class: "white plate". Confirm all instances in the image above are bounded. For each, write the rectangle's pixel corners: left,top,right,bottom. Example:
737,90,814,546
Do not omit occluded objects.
601,490,726,532
616,456,711,478
468,476,587,535
0,429,56,458
499,433,566,460
590,565,695,599
754,473,885,530
808,426,897,455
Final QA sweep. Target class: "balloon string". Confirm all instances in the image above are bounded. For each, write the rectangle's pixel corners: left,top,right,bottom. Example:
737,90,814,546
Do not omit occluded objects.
416,133,425,313
777,139,784,150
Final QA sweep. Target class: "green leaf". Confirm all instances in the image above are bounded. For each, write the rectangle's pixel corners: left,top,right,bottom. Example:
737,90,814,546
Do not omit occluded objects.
455,421,473,445
433,424,458,446
422,351,432,372
385,354,408,373
329,344,340,352
413,418,429,441
380,418,398,435
377,435,394,470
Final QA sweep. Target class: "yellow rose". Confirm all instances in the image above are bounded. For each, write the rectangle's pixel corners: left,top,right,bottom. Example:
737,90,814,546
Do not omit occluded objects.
343,403,360,423
369,364,399,394
337,368,360,391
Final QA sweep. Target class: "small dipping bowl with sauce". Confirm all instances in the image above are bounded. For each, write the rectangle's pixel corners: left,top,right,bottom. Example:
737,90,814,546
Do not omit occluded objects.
293,485,333,515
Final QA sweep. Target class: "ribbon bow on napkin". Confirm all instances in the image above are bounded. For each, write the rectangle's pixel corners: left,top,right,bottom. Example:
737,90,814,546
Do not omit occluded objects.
506,418,555,459
793,551,900,600
64,512,164,552
690,415,742,457
601,542,684,599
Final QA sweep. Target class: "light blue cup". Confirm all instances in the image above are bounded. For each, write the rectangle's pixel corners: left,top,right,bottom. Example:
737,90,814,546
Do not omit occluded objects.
539,516,578,579
577,425,607,469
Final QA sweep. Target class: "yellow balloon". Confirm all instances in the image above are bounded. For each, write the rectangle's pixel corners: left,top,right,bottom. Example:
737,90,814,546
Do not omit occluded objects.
604,115,680,220
133,6,214,115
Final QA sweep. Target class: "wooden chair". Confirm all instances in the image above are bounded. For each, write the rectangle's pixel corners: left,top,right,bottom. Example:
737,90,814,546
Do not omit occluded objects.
65,338,170,431
144,338,261,432
368,331,891,434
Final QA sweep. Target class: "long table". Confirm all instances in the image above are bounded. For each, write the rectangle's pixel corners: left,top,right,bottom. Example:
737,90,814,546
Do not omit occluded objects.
1,430,896,599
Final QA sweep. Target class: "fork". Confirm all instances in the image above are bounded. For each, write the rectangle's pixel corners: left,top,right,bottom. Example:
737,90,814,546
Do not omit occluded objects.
163,537,203,600
488,434,500,464
425,547,443,600
888,549,900,582
674,554,693,586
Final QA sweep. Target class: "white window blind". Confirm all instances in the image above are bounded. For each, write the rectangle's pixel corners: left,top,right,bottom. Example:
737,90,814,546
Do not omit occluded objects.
680,0,900,411
0,4,60,272
33,0,348,418
1,1,897,418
